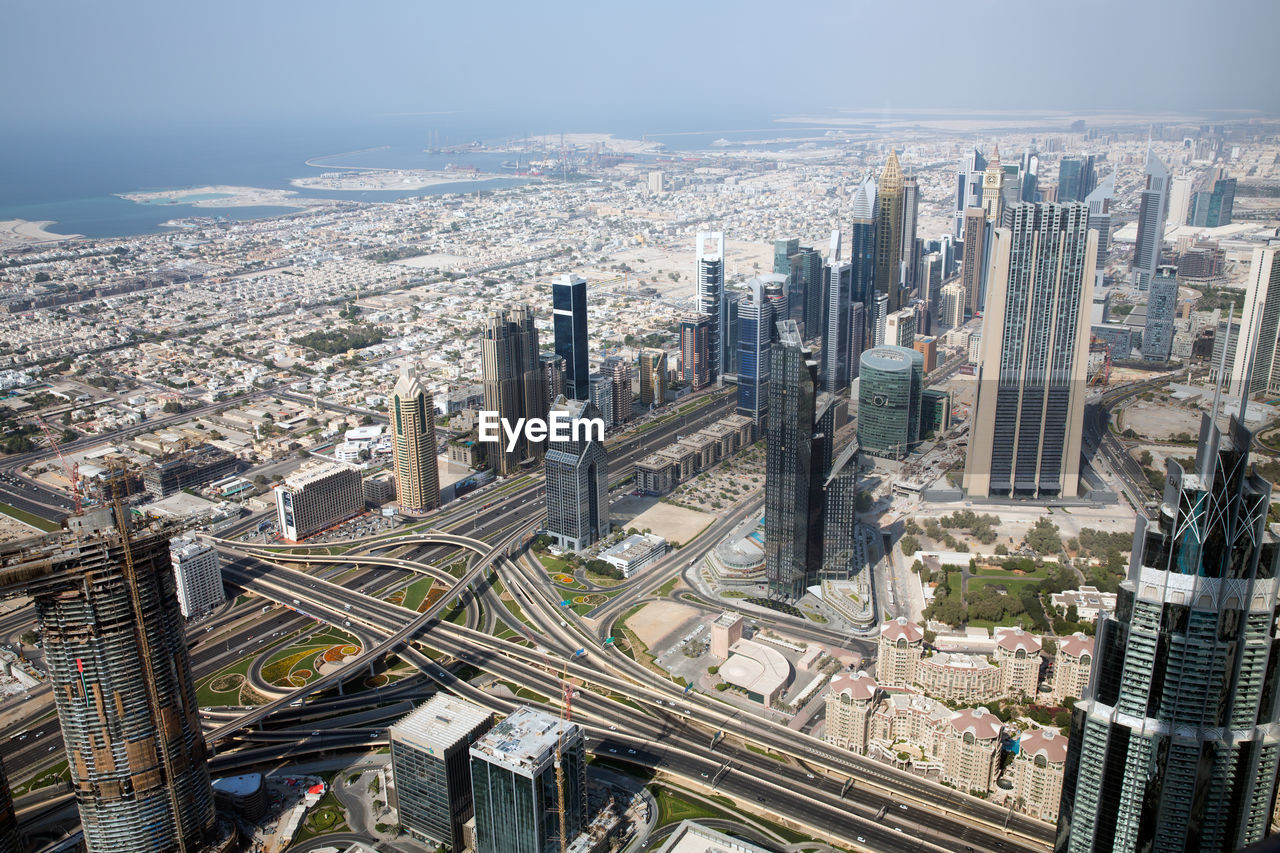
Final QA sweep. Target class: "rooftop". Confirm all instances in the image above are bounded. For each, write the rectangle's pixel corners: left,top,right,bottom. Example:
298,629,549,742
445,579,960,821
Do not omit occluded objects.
657,820,776,853
829,670,877,702
391,694,491,755
721,639,791,698
282,459,358,489
211,773,263,798
471,706,577,776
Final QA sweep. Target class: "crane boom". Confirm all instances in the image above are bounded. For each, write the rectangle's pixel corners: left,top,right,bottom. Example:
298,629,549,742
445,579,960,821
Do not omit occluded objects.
34,416,80,515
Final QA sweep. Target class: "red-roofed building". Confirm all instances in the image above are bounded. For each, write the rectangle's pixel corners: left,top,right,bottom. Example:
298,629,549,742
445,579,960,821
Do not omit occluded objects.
1012,727,1068,820
994,627,1044,700
1051,632,1094,704
824,671,880,752
877,617,923,687
942,707,1003,794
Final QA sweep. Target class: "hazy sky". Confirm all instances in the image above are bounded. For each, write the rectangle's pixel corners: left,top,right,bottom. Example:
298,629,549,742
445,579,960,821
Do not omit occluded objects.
6,0,1279,129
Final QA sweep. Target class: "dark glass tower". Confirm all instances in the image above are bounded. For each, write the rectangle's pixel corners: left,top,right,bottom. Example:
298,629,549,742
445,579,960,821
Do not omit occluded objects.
1055,410,1280,852
850,175,877,353
875,151,905,311
790,246,826,341
482,305,548,475
821,260,852,394
765,321,834,600
552,274,589,400
736,276,779,430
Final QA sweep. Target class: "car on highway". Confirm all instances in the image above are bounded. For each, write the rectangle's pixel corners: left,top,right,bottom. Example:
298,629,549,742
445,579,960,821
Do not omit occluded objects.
856,839,865,845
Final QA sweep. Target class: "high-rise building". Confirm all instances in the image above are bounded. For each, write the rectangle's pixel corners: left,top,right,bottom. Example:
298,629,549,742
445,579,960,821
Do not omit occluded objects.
765,321,834,600
587,372,613,430
850,175,878,348
1132,148,1171,291
940,281,967,330
1057,156,1096,203
1229,245,1280,398
470,707,588,853
390,367,441,514
899,175,920,298
821,260,853,394
1055,411,1280,852
1084,172,1115,291
275,460,364,542
857,346,923,459
961,207,987,317
602,355,632,426
919,252,944,334
0,757,17,853
552,275,589,400
849,301,866,380
680,314,712,390
539,352,565,411
723,290,742,375
773,238,799,278
1168,172,1195,227
390,695,494,851
875,151,905,311
544,398,609,551
964,203,1096,499
638,349,667,407
169,537,224,618
790,246,826,341
953,148,987,240
1143,266,1179,362
981,149,1006,226
6,510,215,853
819,441,875,626
885,307,916,348
696,231,727,381
737,276,780,429
482,306,548,475
1189,169,1236,228
871,292,889,347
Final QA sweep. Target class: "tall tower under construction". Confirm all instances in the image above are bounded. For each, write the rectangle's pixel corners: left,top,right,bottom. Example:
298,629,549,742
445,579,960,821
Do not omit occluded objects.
0,510,214,853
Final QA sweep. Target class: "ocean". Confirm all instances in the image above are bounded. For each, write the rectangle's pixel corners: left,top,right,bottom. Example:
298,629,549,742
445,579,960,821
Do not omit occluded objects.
0,113,846,240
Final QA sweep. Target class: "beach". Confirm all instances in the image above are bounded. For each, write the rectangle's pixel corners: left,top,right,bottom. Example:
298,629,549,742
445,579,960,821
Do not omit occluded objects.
119,185,333,209
0,219,82,249
292,169,512,192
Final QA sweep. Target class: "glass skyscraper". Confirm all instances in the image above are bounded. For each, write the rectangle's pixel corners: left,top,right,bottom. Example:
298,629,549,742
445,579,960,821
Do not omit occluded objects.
737,275,781,430
765,321,835,600
875,151,905,311
856,346,923,459
964,202,1096,499
1132,149,1170,291
544,398,609,551
850,175,877,350
552,274,589,400
821,260,853,394
696,231,727,380
1055,411,1280,852
482,305,548,475
1143,266,1178,363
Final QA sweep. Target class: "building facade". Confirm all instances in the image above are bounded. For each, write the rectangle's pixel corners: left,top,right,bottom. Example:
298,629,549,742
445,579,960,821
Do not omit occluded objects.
821,260,853,393
680,314,712,390
857,346,923,460
994,628,1043,701
1055,412,1280,852
544,398,610,551
1014,728,1067,822
1132,149,1170,291
390,695,494,850
941,708,1002,795
1228,245,1280,399
875,152,905,311
1143,266,1178,363
877,618,923,687
696,231,728,381
1050,633,1094,704
638,349,667,407
552,274,589,400
963,202,1097,499
482,306,548,475
736,275,780,430
169,537,224,618
470,707,588,853
391,368,441,514
602,355,632,427
274,460,364,542
764,321,833,600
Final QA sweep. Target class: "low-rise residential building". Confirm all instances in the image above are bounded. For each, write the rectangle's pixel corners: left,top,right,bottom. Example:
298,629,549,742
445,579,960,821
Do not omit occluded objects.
877,617,923,687
916,652,1002,705
1050,586,1116,622
1011,727,1068,821
1050,632,1095,704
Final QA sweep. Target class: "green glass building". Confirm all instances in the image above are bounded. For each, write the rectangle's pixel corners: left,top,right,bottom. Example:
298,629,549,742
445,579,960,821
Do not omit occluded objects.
856,346,922,459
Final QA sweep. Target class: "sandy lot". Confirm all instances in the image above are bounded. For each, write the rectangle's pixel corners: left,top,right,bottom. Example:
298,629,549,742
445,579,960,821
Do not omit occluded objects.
626,600,703,651
0,515,44,544
1117,400,1203,440
611,496,714,545
391,253,474,270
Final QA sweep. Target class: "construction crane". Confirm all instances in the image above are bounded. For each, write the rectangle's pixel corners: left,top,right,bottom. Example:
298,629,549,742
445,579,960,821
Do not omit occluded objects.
555,661,573,853
34,415,80,516
1088,336,1113,386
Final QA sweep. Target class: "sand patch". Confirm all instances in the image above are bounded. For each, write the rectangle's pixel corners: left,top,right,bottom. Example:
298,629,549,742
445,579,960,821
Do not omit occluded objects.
611,496,713,545
626,600,702,651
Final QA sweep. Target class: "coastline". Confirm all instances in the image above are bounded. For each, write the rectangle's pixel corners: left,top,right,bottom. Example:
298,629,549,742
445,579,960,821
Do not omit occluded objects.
117,185,331,209
291,168,514,192
0,219,82,250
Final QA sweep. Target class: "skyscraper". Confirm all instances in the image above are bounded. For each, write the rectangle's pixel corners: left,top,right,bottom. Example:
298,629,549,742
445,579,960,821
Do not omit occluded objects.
1167,172,1195,227
470,707,588,853
1055,411,1280,853
275,460,364,542
875,151,905,311
848,301,866,379
940,281,966,330
390,695,494,850
790,245,826,340
919,252,944,334
544,398,609,551
981,149,1006,226
821,259,853,394
1132,148,1171,291
1143,265,1178,362
696,231,728,380
961,207,987,317
539,352,565,411
765,321,834,600
885,307,916,348
1189,169,1236,228
391,367,441,514
850,175,877,346
1084,172,1115,291
1228,245,1280,399
871,292,889,347
1056,155,1096,203
587,372,613,431
638,349,667,407
602,354,632,426
169,537,224,618
680,314,712,390
723,290,742,376
737,276,779,429
482,305,548,475
5,510,215,853
964,202,1097,499
953,147,987,240
899,174,920,298
857,346,923,459
773,238,799,277
552,274,589,400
